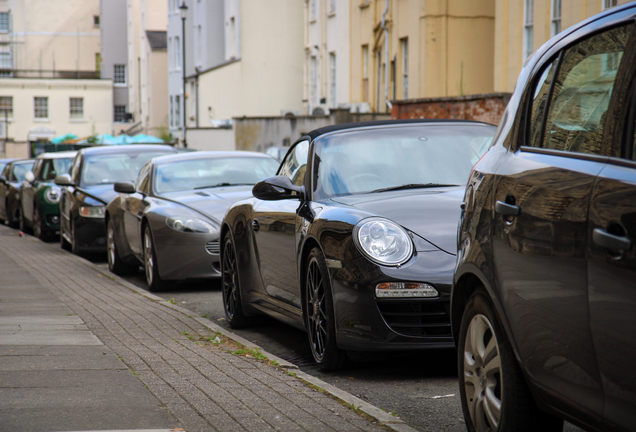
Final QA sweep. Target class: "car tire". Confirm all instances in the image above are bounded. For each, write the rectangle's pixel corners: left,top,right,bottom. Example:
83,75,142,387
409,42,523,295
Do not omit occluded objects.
32,207,47,241
70,220,82,255
60,227,72,251
458,288,564,432
305,246,348,372
107,219,138,276
143,225,169,292
221,231,251,329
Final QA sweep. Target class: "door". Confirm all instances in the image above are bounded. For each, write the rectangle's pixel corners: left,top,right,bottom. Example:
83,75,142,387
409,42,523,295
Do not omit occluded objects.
587,89,636,430
22,160,41,225
253,140,309,309
123,163,151,256
492,23,633,420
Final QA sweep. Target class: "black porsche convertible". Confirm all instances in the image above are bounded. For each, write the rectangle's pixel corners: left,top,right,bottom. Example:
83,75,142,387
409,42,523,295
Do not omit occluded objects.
220,120,496,370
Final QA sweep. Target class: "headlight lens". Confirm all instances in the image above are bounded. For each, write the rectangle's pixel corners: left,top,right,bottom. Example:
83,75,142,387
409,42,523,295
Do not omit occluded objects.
45,186,62,204
79,205,105,218
354,217,413,266
166,216,218,234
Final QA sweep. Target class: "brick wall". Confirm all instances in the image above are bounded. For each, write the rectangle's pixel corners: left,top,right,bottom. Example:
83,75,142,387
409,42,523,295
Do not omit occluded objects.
391,93,512,126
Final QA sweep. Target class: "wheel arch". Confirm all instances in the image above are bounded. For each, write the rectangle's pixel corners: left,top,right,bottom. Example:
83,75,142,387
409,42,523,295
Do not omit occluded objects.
298,236,324,319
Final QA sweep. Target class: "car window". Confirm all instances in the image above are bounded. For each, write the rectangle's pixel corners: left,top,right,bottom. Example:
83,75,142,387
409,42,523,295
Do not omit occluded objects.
541,24,632,155
80,151,172,186
13,163,34,182
1,164,9,180
41,158,73,181
136,163,151,193
278,140,309,187
70,154,82,183
528,60,558,147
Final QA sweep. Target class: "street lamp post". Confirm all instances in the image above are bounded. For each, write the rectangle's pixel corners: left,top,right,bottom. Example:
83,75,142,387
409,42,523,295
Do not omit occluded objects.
179,1,188,148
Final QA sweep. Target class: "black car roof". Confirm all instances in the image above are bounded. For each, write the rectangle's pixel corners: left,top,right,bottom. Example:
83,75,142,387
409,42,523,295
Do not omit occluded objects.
80,144,175,155
304,119,495,141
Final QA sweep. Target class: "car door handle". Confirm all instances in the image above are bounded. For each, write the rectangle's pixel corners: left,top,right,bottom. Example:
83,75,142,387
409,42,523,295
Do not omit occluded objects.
495,200,520,216
593,228,631,251
252,220,260,233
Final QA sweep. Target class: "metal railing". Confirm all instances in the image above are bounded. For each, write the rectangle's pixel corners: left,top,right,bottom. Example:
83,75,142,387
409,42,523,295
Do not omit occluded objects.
0,69,100,79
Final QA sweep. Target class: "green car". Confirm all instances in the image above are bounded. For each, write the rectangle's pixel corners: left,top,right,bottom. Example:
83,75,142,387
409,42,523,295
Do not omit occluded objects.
19,151,76,240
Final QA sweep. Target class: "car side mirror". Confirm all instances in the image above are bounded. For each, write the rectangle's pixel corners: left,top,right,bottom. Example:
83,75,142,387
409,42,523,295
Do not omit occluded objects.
253,175,305,201
24,171,35,183
54,174,74,186
114,181,136,194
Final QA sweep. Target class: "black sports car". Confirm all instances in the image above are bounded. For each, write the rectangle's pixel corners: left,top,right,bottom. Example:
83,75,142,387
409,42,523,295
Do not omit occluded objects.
55,144,176,254
220,120,496,370
105,151,279,291
0,159,35,227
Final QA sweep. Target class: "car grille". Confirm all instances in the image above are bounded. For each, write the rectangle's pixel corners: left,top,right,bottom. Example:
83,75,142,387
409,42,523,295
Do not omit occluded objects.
377,300,451,337
205,240,220,255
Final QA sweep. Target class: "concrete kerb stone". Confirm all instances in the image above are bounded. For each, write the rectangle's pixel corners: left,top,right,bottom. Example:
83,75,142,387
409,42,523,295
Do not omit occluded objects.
79,255,418,432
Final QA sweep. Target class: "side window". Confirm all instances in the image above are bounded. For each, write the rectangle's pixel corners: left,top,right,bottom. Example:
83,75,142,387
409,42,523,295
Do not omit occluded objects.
135,163,151,193
70,155,82,183
41,160,55,181
528,60,557,147
541,24,632,155
31,160,42,180
278,140,309,187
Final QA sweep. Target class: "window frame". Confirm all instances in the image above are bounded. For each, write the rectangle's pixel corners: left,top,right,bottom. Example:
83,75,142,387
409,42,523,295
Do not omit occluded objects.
69,97,84,121
113,64,126,85
34,96,49,120
0,96,13,119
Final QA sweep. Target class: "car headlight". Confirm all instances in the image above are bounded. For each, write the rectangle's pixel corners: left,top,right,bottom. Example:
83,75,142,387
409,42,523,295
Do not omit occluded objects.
166,216,217,234
45,186,62,204
79,205,105,218
354,217,413,266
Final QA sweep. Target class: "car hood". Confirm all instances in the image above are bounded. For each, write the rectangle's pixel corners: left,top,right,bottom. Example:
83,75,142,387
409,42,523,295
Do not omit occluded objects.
330,187,464,254
81,184,119,205
160,185,255,222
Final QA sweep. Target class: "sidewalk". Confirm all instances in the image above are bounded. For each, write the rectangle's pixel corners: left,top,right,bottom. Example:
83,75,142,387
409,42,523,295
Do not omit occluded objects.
0,225,416,432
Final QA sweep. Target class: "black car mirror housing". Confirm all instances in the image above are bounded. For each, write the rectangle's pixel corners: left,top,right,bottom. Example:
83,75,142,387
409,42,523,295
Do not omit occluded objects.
114,181,136,194
54,174,74,186
253,175,305,201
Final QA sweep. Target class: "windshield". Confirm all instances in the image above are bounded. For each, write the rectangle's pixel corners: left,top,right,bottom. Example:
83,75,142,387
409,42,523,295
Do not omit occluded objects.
81,150,173,186
312,124,495,199
154,156,279,193
13,162,34,182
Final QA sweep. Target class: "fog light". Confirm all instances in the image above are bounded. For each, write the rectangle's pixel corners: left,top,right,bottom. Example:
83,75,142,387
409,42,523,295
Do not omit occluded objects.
375,282,439,298
51,215,59,224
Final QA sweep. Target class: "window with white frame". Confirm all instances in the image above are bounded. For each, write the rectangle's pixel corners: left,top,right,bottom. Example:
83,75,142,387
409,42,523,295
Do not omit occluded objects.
0,49,12,70
175,95,180,127
551,0,561,37
0,96,12,118
114,105,127,122
0,12,9,32
170,96,174,127
175,36,181,69
401,38,408,99
524,0,534,60
70,98,84,120
311,56,318,105
329,53,336,107
114,64,126,84
603,0,618,10
34,97,48,119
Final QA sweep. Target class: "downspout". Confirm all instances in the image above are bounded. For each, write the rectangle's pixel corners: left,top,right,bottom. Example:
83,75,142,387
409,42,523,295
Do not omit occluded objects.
382,0,392,112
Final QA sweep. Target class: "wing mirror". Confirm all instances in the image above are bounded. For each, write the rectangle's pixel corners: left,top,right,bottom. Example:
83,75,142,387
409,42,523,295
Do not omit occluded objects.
253,175,305,201
114,181,136,194
24,171,35,183
54,174,74,186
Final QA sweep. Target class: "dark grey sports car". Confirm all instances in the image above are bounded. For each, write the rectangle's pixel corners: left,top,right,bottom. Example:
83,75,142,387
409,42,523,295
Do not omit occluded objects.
105,151,279,291
220,120,496,371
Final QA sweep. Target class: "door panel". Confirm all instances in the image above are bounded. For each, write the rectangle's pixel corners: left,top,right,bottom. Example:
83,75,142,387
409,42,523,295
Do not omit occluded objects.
492,150,604,418
123,193,147,256
588,163,636,430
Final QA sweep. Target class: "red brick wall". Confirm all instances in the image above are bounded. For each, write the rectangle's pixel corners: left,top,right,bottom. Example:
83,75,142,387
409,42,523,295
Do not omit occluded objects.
391,93,511,126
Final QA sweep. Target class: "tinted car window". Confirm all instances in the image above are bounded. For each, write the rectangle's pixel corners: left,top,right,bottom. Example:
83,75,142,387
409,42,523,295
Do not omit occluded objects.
41,158,73,181
542,24,632,155
528,60,558,147
80,151,171,186
278,140,309,187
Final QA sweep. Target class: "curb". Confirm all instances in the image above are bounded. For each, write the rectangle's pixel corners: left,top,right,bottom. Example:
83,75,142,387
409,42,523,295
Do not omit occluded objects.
73,252,418,432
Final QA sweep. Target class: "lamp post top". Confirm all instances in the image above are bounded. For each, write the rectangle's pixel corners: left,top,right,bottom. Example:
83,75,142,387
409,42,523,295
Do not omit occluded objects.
179,1,188,19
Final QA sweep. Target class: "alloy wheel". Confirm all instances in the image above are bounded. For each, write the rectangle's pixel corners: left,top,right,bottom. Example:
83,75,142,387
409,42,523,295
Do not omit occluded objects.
306,259,327,362
222,239,239,319
144,228,154,286
107,223,116,269
463,313,503,431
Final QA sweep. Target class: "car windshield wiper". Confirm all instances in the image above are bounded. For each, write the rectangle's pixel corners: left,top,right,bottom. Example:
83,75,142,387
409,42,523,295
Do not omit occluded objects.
194,183,253,189
368,183,459,193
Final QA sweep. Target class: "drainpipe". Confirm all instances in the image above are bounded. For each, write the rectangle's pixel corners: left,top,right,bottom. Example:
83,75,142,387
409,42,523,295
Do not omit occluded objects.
382,0,392,112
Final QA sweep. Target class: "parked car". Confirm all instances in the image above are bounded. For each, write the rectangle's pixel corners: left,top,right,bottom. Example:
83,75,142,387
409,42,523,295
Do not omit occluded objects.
0,159,35,227
221,120,496,371
0,158,17,175
55,144,176,254
452,4,636,432
105,151,279,291
19,151,76,240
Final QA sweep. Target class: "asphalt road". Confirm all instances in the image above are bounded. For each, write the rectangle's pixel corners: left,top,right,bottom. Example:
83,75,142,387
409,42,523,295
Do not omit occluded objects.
86,255,586,432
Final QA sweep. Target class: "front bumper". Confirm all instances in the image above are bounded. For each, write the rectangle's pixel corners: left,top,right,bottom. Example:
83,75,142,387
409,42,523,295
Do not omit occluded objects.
75,216,107,252
330,249,456,351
